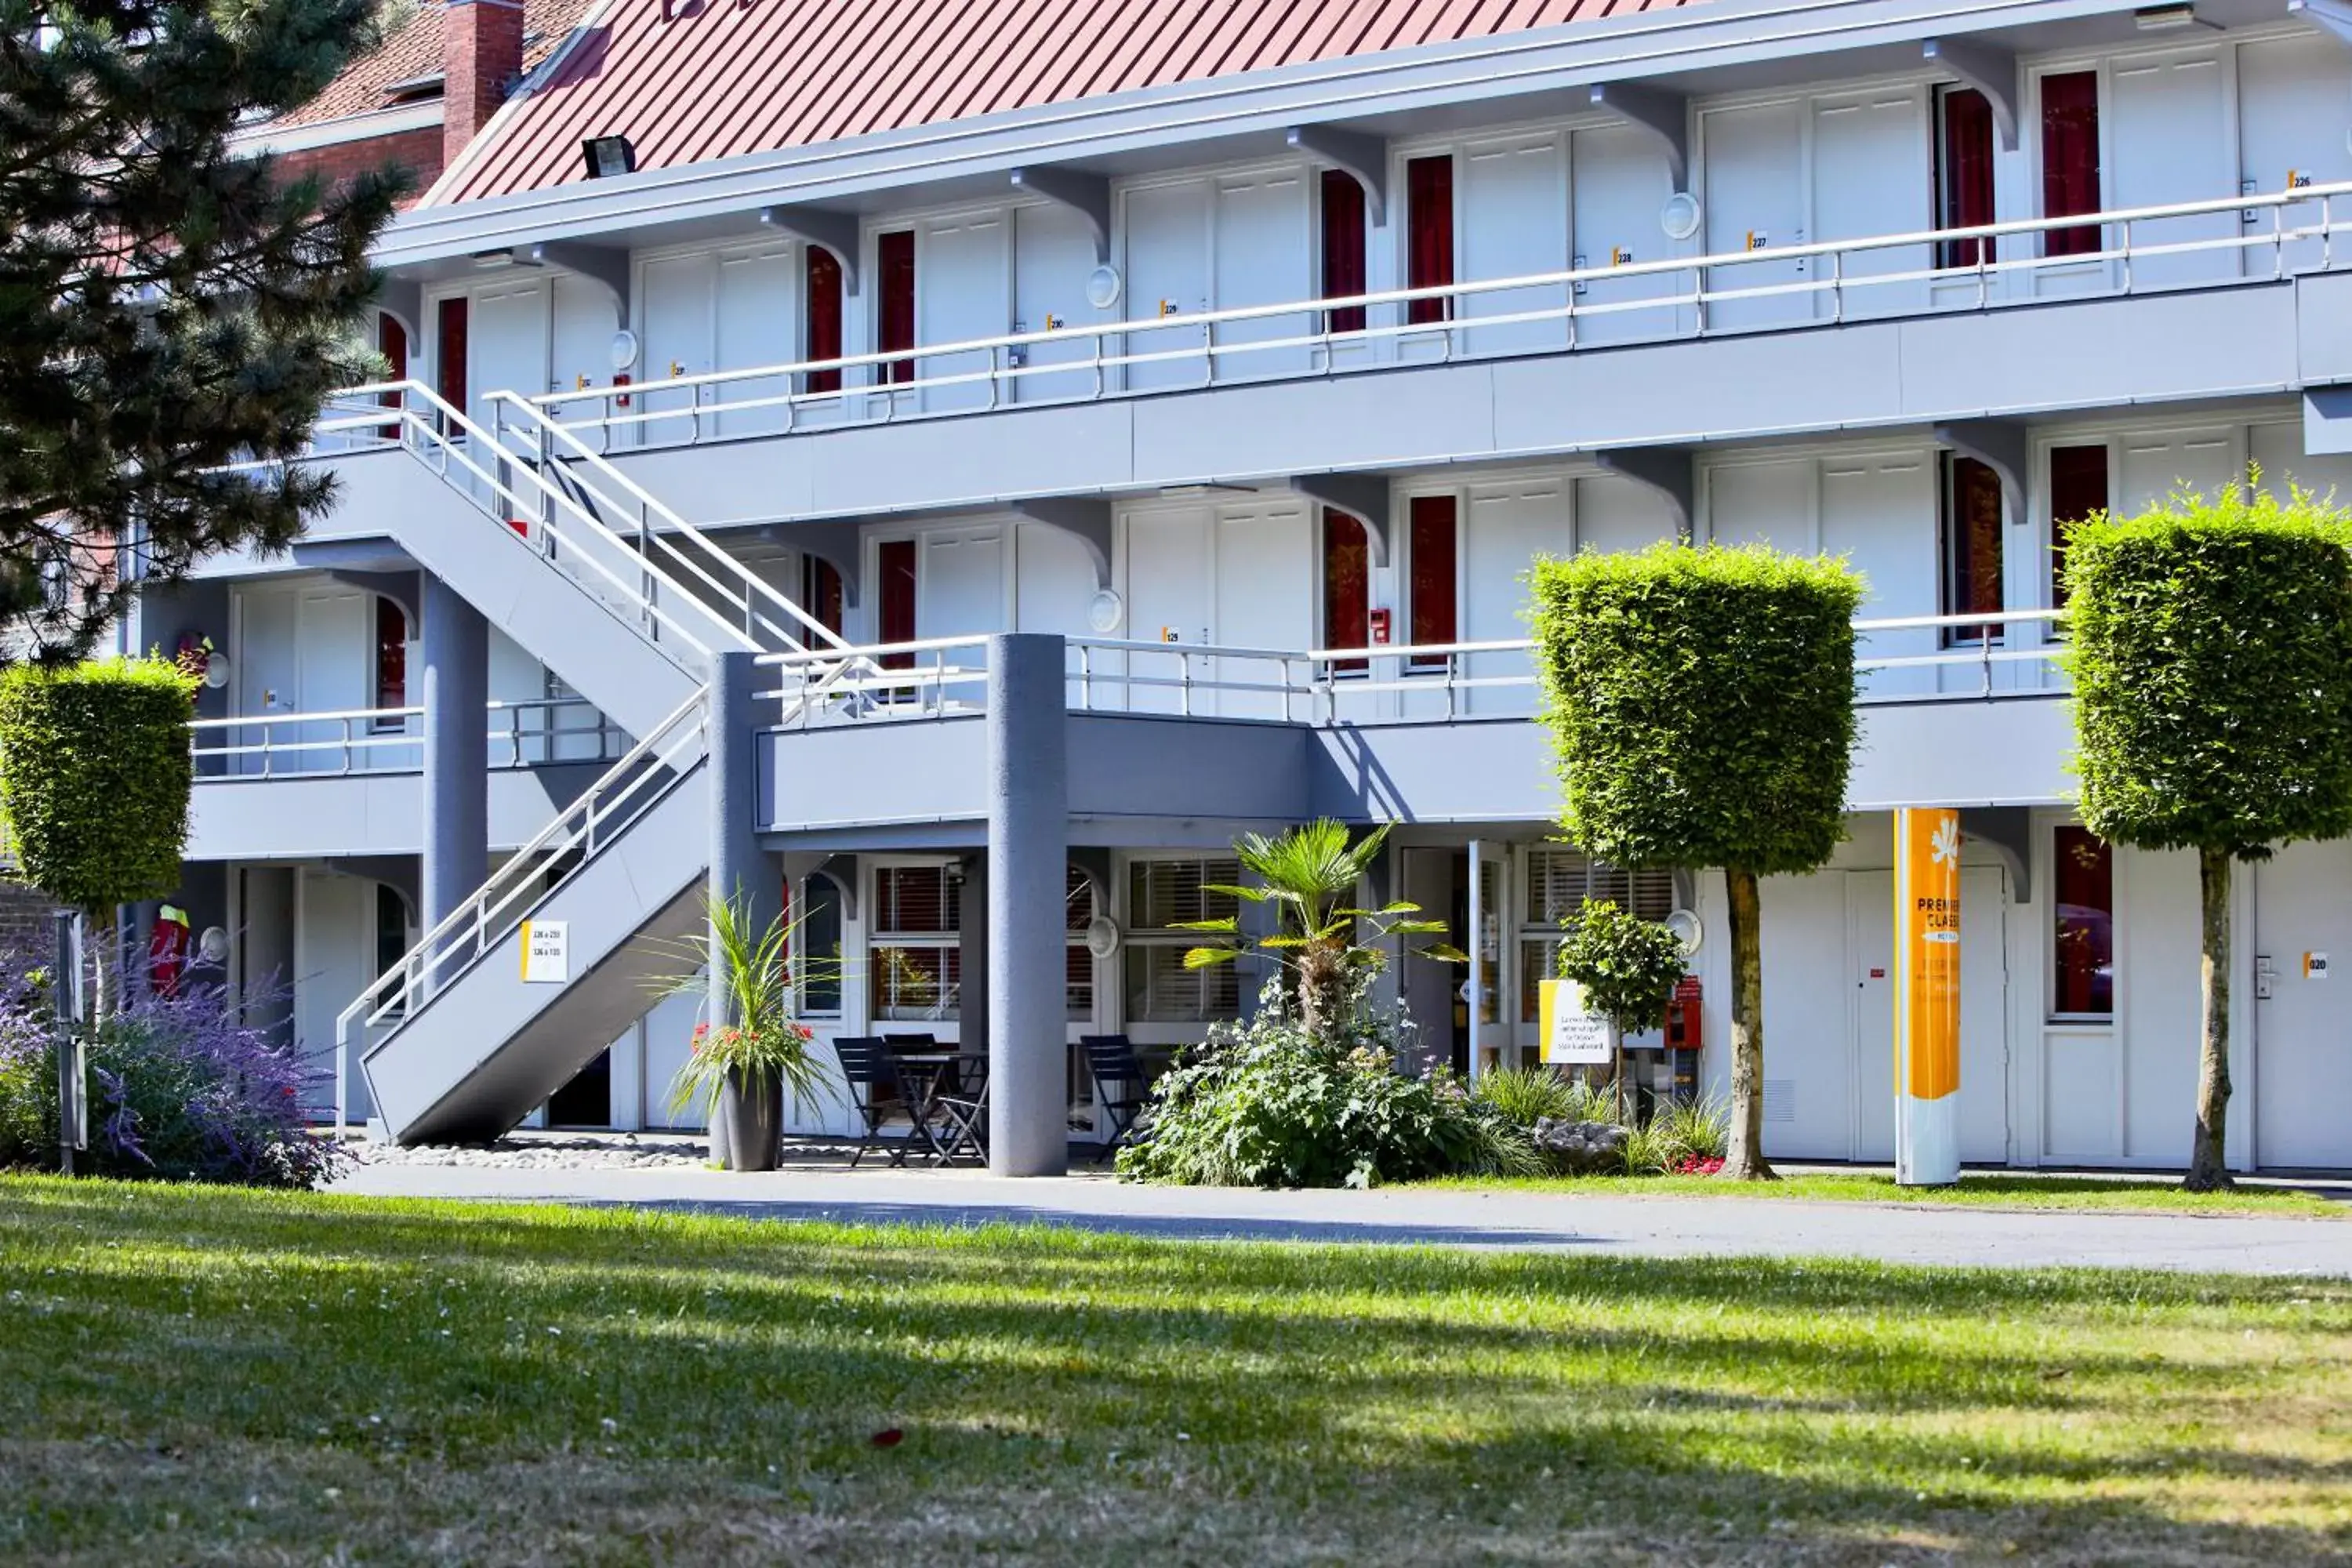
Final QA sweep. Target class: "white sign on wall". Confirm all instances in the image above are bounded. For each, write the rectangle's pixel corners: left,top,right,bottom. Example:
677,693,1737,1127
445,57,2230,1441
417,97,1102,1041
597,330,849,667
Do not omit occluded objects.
1539,978,1617,1066
521,920,570,985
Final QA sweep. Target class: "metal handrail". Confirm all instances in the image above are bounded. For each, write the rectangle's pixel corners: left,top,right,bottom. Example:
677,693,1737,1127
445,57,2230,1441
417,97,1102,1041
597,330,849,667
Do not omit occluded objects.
190,697,624,774
303,380,750,665
523,180,2350,441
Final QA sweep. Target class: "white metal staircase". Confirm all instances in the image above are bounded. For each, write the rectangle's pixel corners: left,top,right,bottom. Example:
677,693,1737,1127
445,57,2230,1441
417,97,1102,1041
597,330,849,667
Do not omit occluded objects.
318,382,870,1141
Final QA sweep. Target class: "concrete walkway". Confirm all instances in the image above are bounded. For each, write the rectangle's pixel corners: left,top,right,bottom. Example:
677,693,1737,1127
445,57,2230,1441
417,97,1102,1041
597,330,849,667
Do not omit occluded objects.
333,1162,2352,1277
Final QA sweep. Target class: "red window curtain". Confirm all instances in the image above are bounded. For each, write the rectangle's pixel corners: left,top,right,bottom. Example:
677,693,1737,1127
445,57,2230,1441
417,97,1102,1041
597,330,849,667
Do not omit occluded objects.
2053,826,2114,1016
877,230,916,385
1323,510,1369,673
806,246,844,395
1406,494,1457,666
1944,456,2005,644
2040,71,2102,258
1938,88,1997,268
1320,170,1367,334
1405,155,1454,326
375,598,408,710
2048,444,2109,608
377,312,409,437
878,539,917,669
434,296,468,430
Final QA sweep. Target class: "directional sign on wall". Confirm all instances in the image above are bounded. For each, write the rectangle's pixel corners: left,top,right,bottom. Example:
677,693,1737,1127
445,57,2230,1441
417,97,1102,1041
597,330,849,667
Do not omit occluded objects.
521,920,569,985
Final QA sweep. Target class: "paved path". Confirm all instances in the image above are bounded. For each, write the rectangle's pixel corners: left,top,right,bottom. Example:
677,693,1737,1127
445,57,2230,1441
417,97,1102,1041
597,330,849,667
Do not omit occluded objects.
332,1163,2352,1277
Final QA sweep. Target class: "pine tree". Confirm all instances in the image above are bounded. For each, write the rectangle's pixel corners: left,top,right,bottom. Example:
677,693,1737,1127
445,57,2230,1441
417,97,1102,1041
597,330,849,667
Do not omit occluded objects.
0,0,405,661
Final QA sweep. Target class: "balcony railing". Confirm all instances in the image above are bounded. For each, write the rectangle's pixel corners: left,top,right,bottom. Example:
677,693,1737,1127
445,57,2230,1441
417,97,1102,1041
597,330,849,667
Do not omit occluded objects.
753,612,2067,730
190,697,624,779
523,180,2350,451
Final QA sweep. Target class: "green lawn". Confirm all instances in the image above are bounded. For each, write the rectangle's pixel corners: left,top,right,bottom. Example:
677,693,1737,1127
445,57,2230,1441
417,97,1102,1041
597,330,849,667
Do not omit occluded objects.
3,1177,2349,1566
1418,1170,2352,1218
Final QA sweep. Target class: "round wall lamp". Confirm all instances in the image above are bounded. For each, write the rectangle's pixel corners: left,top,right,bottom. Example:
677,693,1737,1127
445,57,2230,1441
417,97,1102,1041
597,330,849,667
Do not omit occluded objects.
1664,907,1705,958
608,328,641,372
1085,264,1124,312
1083,915,1121,960
197,926,230,965
202,650,231,691
1659,191,1703,243
1087,588,1126,634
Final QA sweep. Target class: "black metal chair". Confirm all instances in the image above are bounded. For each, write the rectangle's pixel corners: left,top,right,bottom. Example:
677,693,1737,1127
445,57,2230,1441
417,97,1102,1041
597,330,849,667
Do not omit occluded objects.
834,1036,917,1167
882,1032,938,1054
927,1054,990,1166
1082,1034,1154,1165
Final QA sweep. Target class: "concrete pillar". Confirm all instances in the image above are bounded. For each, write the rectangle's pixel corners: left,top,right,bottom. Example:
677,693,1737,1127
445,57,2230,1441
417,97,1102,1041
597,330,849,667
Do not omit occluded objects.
959,855,989,1063
986,633,1069,1177
420,579,488,967
706,651,780,1150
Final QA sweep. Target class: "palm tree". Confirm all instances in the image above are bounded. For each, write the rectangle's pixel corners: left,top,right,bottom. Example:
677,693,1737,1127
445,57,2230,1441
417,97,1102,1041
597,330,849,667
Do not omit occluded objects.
1179,819,1463,1041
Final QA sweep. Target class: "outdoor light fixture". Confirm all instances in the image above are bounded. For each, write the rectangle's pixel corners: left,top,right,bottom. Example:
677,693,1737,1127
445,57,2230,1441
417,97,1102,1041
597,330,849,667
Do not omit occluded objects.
582,134,637,179
2133,3,2209,29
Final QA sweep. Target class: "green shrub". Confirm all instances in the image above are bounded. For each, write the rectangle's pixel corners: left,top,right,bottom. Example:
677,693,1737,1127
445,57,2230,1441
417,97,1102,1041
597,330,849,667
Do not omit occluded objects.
2062,484,2352,1188
1556,901,1686,1035
1118,979,1536,1189
1531,541,1862,1180
1624,1094,1732,1176
0,656,196,916
1472,1064,1579,1127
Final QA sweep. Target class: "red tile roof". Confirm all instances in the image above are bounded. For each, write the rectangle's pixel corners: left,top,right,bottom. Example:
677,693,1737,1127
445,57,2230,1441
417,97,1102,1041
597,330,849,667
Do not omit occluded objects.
276,0,597,130
435,0,1706,205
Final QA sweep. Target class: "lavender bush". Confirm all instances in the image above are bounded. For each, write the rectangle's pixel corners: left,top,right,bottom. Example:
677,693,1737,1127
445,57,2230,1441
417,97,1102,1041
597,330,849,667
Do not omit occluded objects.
0,952,344,1189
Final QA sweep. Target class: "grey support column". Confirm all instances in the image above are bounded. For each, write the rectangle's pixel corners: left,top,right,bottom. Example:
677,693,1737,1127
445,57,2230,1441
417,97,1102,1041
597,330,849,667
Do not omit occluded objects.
986,633,1069,1177
420,578,488,972
959,855,989,1069
706,651,774,1170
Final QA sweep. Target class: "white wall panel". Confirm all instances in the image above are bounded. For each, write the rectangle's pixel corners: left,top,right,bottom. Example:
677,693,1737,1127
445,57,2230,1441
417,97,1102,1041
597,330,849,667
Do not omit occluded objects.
1705,456,1812,548
2111,52,2234,287
1811,89,1928,319
637,253,715,445
2116,844,2201,1165
1014,203,1102,403
2251,419,2352,499
1014,521,1100,637
1213,169,1312,377
1464,478,1566,715
1759,869,1852,1160
1461,133,1567,356
1570,122,1686,345
1573,474,1675,555
1214,501,1312,717
2120,428,2236,511
918,212,1009,414
1702,101,1806,331
1820,453,1935,695
550,274,619,414
1121,180,1210,392
714,245,797,437
2238,38,2352,276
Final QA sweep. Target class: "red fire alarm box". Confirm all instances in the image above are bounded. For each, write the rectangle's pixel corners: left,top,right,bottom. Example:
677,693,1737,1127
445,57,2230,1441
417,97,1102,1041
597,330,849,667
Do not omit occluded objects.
614,372,632,408
1665,975,1703,1051
1368,607,1392,645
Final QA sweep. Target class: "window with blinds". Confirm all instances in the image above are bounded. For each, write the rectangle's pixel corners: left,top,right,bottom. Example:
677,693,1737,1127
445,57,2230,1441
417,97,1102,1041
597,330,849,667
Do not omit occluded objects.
872,863,963,1021
1519,848,1675,1024
1123,856,1243,1023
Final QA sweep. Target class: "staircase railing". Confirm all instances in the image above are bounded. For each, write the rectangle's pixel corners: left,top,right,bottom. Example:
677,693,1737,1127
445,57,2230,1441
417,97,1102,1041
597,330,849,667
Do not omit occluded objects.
310,380,753,670
333,686,710,1137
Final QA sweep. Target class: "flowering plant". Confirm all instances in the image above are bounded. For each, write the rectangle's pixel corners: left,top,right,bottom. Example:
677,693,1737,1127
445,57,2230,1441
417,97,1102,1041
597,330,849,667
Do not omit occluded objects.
659,891,837,1120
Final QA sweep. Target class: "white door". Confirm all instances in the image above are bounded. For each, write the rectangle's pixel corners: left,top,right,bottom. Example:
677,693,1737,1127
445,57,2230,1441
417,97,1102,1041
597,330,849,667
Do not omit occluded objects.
2119,429,2237,514
1464,480,1566,717
1461,133,1568,357
1849,864,2009,1165
2254,844,2352,1170
1570,122,1685,346
1702,102,1807,331
1706,457,1813,550
1014,204,1101,404
294,870,372,1120
1121,180,1211,392
715,247,798,437
550,274,620,432
2238,39,2352,277
1013,522,1099,637
1811,90,1929,320
1820,455,1935,698
1850,873,1897,1162
470,280,550,460
296,590,370,773
637,253,715,445
918,212,1009,414
234,587,299,776
1121,506,1212,712
1213,170,1313,380
1760,872,1854,1159
918,528,1006,681
2111,53,2234,289
1212,503,1312,717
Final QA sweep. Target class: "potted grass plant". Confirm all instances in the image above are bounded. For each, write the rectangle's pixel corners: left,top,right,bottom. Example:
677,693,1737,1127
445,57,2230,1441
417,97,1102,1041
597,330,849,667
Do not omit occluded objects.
660,891,835,1171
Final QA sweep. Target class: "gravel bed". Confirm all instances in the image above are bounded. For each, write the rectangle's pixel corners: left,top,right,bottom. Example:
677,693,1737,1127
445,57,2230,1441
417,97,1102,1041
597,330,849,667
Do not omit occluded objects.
354,1132,712,1170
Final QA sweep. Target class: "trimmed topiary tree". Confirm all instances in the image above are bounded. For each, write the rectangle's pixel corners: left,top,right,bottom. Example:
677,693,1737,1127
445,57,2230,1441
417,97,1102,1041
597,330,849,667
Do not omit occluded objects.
0,657,198,1012
2062,483,2352,1191
1556,900,1688,1039
1531,542,1863,1181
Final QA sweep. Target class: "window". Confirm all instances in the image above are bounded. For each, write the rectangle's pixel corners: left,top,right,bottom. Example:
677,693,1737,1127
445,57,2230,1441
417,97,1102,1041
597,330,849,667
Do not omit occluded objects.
1936,85,1997,268
372,597,408,729
1940,455,2004,644
1319,169,1367,334
377,312,409,437
877,539,917,669
871,863,961,1021
796,873,844,1016
1517,848,1674,1025
374,884,412,1019
1406,494,1457,666
877,229,916,384
1405,154,1454,325
1123,857,1243,1023
805,245,844,395
434,296,468,430
1065,866,1094,1023
2048,443,2109,608
801,554,844,637
1322,509,1369,672
2040,71,2102,258
2052,826,2114,1018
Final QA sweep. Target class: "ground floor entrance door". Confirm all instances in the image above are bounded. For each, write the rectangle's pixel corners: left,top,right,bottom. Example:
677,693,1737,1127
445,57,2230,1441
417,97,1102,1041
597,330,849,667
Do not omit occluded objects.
1846,866,2009,1164
2253,844,2352,1170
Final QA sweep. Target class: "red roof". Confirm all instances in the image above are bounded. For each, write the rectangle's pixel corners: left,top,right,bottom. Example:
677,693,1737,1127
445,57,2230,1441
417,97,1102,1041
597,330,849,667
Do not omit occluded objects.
277,0,596,129
437,0,1706,205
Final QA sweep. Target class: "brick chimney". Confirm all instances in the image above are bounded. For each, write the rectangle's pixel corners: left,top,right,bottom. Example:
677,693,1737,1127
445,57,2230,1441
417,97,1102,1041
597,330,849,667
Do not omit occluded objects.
444,0,524,169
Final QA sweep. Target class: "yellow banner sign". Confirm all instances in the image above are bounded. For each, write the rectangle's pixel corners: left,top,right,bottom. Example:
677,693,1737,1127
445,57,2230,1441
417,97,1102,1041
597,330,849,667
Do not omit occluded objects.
1894,808,1961,1102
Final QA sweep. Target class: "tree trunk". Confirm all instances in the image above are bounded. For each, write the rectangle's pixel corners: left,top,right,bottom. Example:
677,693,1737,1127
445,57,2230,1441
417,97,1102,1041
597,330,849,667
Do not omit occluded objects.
2186,846,2234,1192
1720,866,1777,1181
